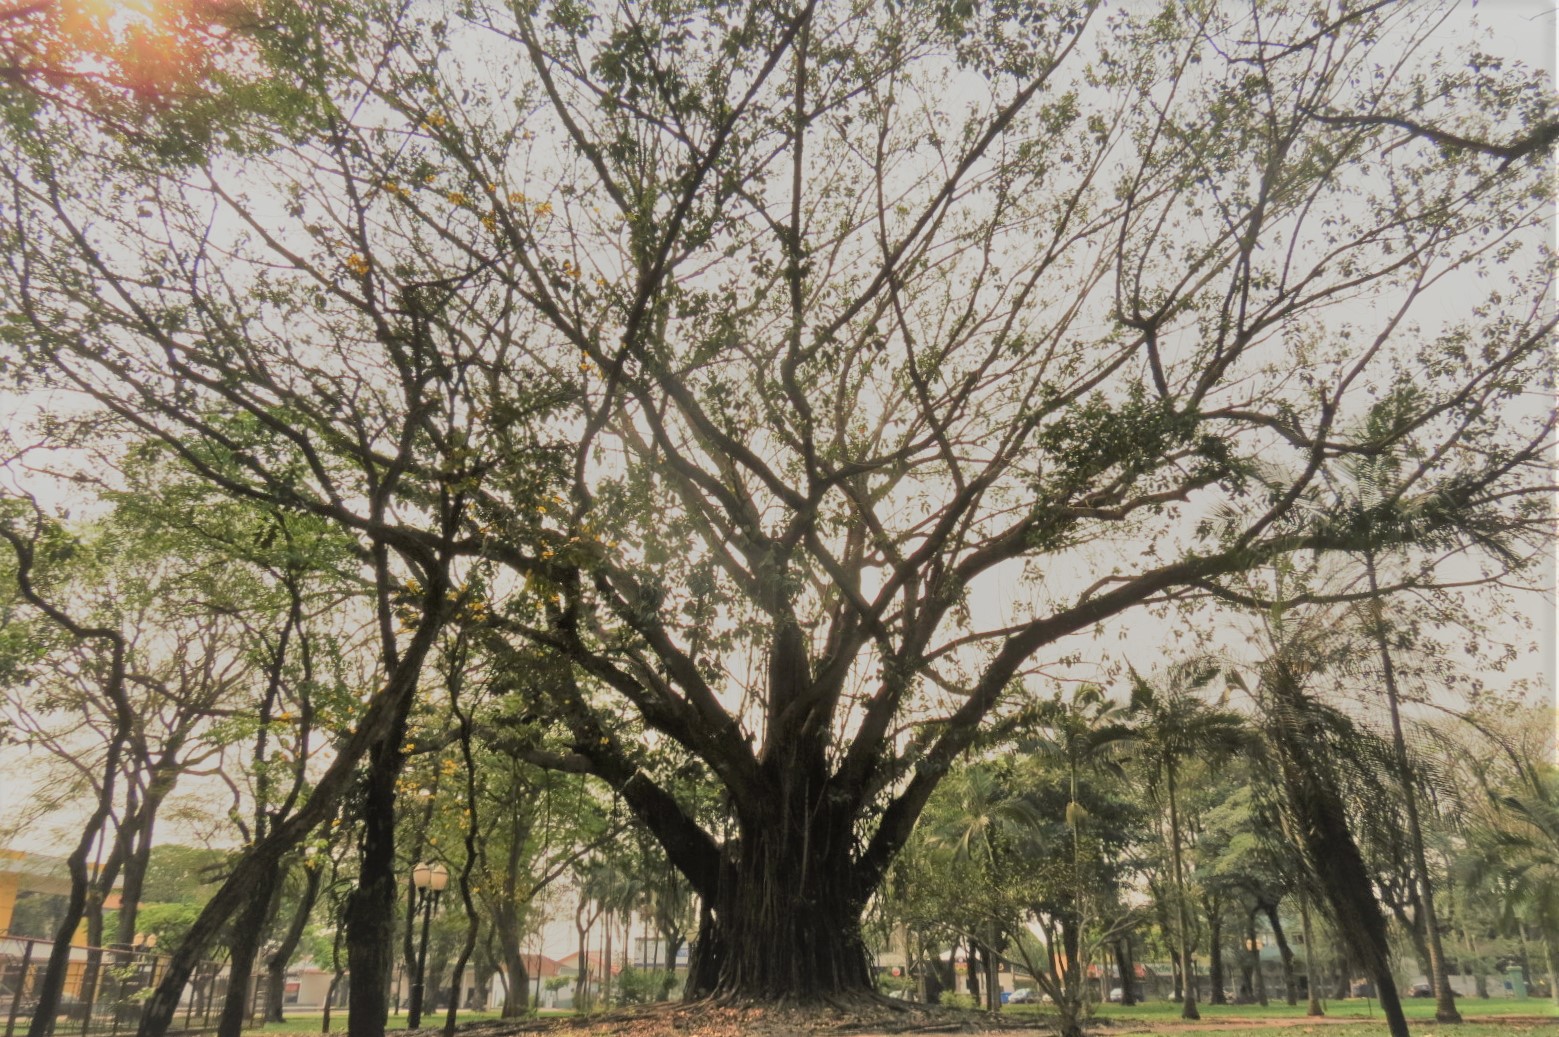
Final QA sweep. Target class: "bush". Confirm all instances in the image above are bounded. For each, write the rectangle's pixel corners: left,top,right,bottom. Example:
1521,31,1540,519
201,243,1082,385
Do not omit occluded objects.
940,991,978,1011
613,968,671,1006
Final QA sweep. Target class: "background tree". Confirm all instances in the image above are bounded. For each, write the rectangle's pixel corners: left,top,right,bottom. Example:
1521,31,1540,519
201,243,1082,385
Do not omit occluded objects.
1127,661,1250,1019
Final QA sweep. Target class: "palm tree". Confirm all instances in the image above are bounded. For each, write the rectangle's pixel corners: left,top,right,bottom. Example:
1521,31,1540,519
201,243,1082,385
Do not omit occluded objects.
1127,661,1251,1021
923,762,1042,1011
1449,712,1559,1006
1323,423,1473,1025
1233,606,1414,1037
1027,686,1134,1015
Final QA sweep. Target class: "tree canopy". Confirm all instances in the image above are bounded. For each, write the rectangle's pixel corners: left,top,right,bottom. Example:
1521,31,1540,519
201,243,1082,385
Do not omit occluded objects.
0,0,1552,1007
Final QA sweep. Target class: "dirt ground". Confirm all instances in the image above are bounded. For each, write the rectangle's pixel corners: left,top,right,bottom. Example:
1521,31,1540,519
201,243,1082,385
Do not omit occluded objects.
438,1003,1559,1037
447,999,1033,1037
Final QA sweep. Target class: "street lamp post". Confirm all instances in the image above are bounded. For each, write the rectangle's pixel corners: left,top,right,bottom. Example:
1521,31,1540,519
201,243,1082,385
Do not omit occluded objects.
407,862,449,1029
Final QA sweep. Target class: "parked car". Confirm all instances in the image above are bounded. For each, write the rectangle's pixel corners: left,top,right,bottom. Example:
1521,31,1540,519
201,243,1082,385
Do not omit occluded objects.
1409,981,1433,998
1007,988,1039,1004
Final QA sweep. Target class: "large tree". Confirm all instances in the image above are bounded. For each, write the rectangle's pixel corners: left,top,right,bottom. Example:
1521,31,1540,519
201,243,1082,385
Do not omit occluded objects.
2,0,1552,1006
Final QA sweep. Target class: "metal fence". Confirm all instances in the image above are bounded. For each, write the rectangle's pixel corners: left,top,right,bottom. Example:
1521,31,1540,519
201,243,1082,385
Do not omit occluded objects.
0,935,256,1037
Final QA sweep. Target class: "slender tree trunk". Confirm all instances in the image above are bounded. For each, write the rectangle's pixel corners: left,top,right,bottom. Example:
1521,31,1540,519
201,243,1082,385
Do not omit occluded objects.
1263,901,1298,1006
1165,760,1199,1020
115,805,162,948
1461,929,1488,999
1544,933,1558,1007
1366,555,1459,1023
442,660,483,1037
266,862,323,1022
603,909,614,1008
1237,913,1254,1003
575,896,594,1011
1250,912,1268,1007
321,970,343,1034
1284,787,1407,1034
1299,892,1323,1017
25,659,129,1037
1266,674,1410,1037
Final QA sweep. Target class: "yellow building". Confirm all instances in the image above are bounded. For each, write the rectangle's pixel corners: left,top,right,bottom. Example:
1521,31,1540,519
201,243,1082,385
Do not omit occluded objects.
0,848,116,946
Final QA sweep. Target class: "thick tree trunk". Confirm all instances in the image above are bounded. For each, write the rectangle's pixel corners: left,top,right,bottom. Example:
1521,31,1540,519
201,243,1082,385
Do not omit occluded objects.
683,868,870,1000
1207,904,1226,1005
683,796,871,1001
345,731,409,1037
1114,937,1136,1005
217,866,281,1037
497,927,530,1018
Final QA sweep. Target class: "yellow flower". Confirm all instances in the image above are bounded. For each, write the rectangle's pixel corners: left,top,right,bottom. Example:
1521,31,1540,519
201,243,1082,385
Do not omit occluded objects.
447,191,470,207
507,191,527,205
534,201,553,216
345,253,370,276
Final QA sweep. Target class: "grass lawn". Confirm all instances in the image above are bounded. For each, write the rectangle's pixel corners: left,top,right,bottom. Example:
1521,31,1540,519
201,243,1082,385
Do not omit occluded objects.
1001,996,1557,1036
1092,997,1558,1022
1100,1025,1556,1037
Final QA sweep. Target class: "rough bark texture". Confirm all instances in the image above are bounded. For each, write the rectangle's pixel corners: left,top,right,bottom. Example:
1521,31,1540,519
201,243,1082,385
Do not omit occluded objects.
680,716,872,1002
346,730,409,1037
684,836,871,1000
217,868,280,1037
